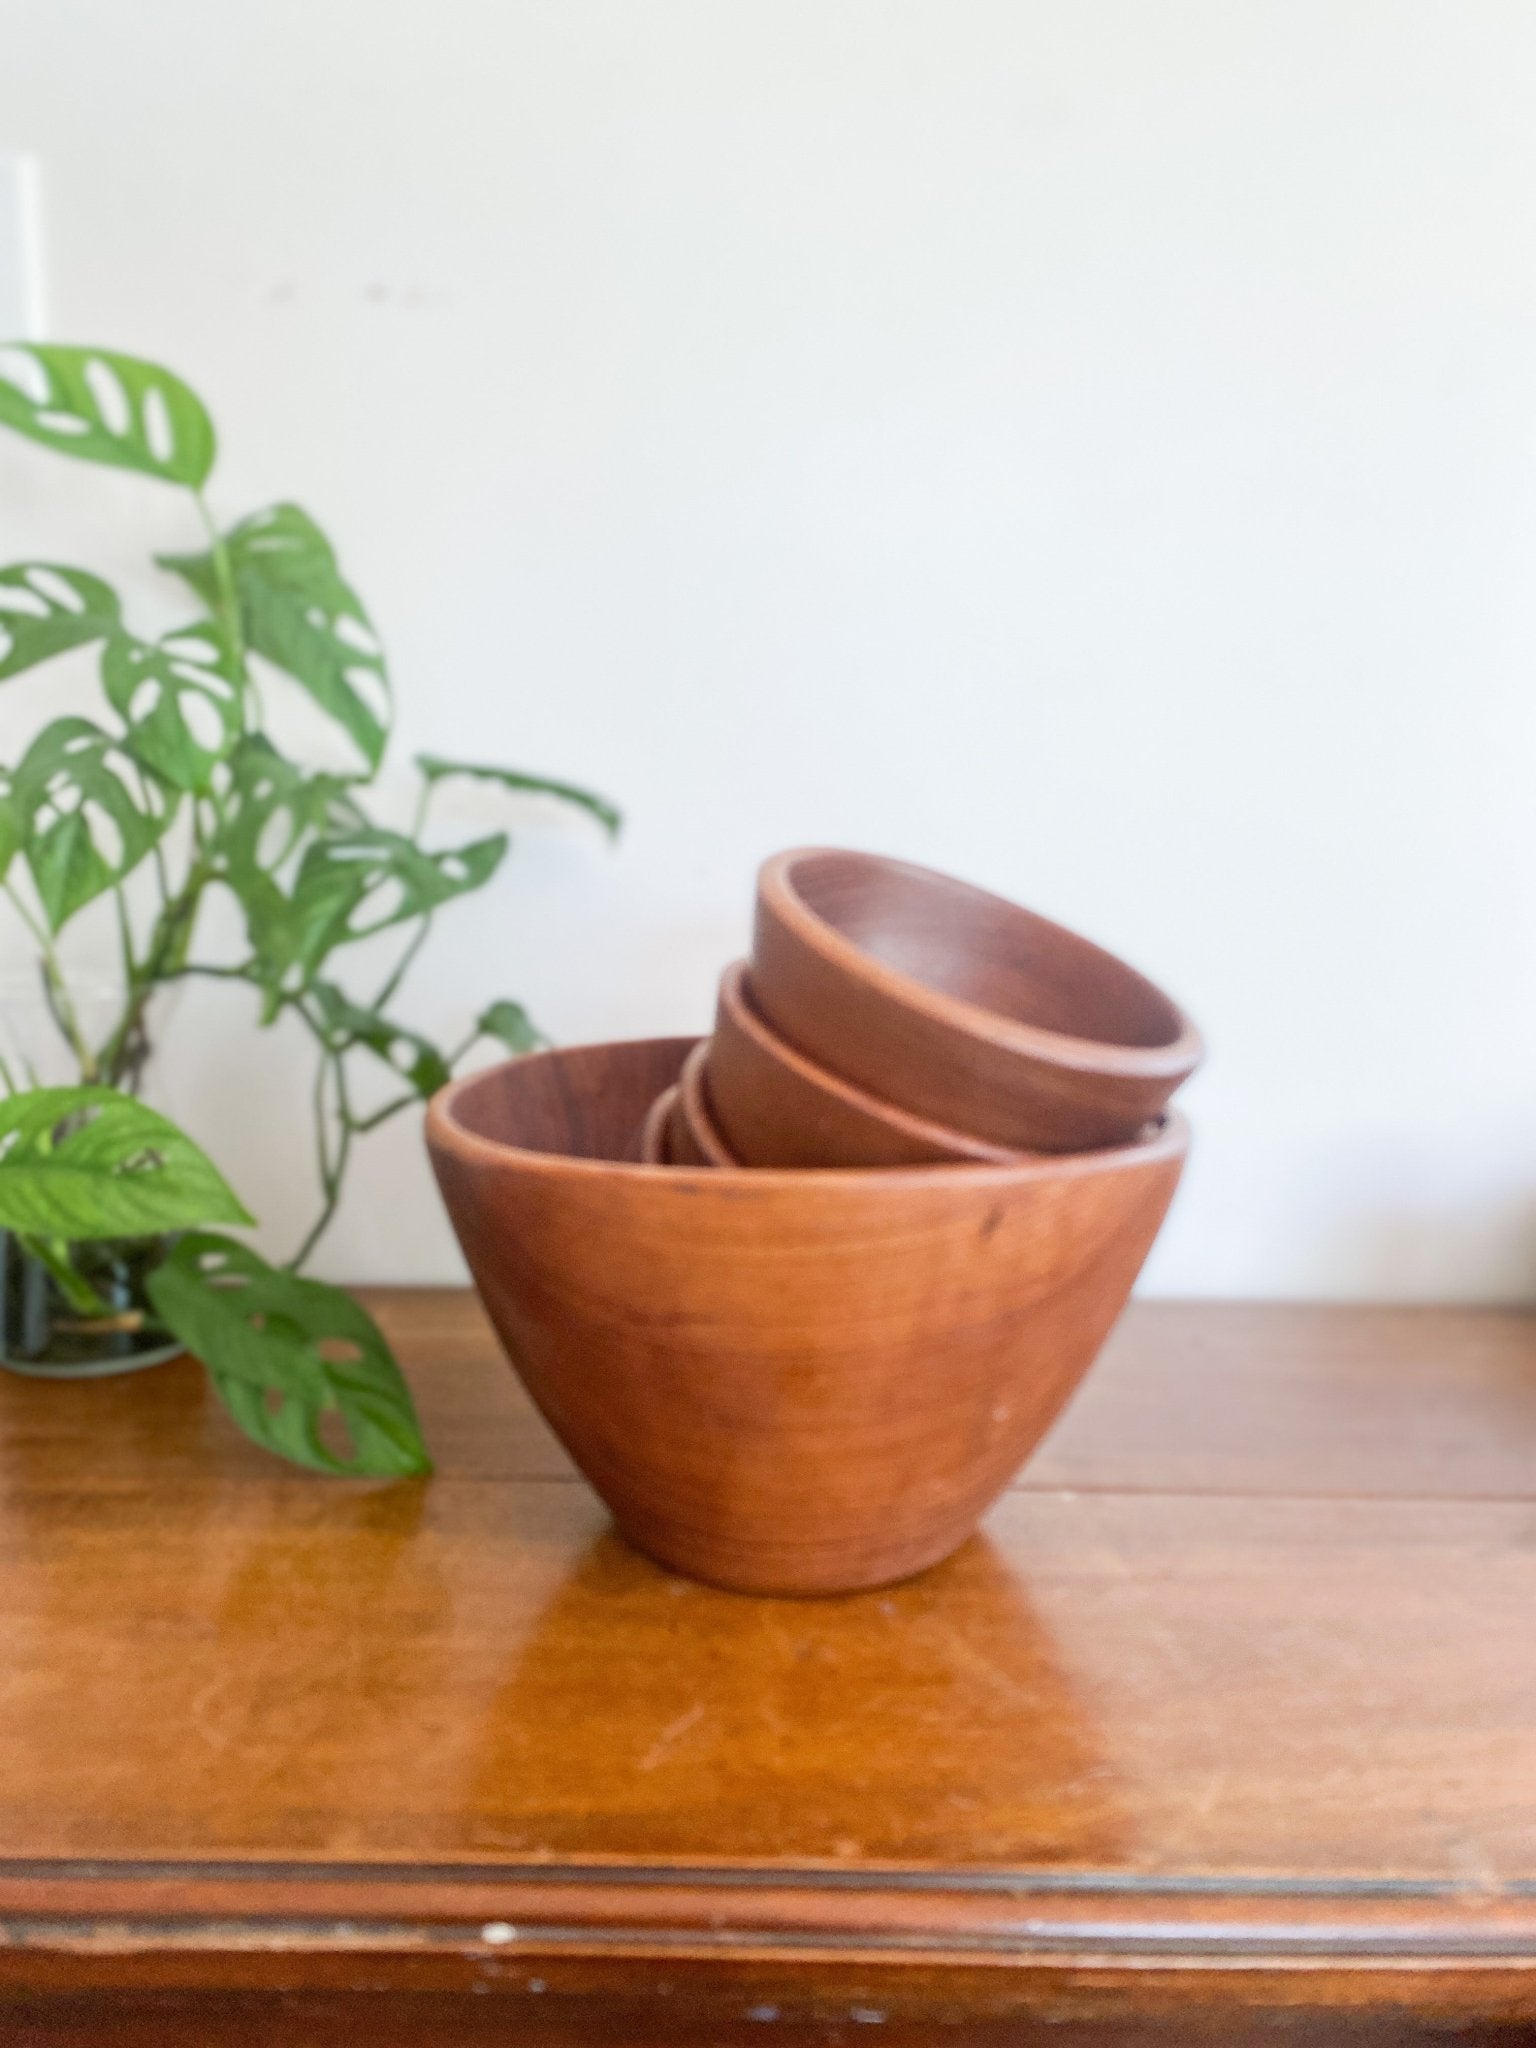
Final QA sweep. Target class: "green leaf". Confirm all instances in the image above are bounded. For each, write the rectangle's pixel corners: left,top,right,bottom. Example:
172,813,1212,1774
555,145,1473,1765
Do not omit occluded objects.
301,826,508,942
476,999,545,1055
216,733,366,877
311,982,450,1098
236,822,506,999
0,789,20,884
0,563,121,682
0,344,215,486
207,739,365,1017
147,1233,431,1478
0,1087,252,1239
416,754,620,838
162,504,389,769
11,717,177,930
102,619,243,793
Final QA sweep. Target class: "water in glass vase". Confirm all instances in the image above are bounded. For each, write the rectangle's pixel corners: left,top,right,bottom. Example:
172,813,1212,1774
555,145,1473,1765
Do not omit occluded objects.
0,1232,181,1377
0,970,184,1378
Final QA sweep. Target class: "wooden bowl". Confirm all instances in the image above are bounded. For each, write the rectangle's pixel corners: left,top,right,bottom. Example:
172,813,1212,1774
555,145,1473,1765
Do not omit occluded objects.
752,849,1203,1152
670,1041,737,1168
426,1037,1188,1595
636,1085,677,1165
708,959,1023,1169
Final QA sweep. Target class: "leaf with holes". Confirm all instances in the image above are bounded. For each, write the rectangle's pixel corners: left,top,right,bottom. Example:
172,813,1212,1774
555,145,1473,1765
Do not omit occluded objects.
475,999,545,1055
215,734,366,880
161,503,389,770
0,563,122,682
238,824,507,997
416,755,621,838
0,344,215,486
11,718,178,930
312,982,451,1098
212,737,368,1015
147,1233,431,1477
102,619,243,793
307,826,508,941
0,1087,252,1239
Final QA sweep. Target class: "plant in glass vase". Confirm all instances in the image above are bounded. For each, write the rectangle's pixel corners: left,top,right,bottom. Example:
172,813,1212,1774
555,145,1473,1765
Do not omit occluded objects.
0,342,617,1473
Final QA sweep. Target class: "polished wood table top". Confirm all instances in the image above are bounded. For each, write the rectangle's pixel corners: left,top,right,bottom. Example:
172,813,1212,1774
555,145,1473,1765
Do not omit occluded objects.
2,1295,1536,2044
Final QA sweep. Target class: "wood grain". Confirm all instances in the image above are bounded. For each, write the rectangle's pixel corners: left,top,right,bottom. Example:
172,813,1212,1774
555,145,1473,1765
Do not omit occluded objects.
426,1037,1185,1591
12,1995,1526,2048
706,959,1022,1168
4,1296,1536,2040
752,848,1202,1152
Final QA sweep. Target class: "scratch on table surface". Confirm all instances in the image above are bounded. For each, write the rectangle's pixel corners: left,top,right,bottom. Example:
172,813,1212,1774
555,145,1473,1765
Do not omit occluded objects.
638,1702,705,1771
1444,1832,1501,1894
939,1634,1042,1710
1187,1767,1230,1824
188,1674,231,1754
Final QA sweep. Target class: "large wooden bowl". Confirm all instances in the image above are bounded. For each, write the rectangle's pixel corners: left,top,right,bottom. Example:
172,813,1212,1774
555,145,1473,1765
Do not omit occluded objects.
752,849,1203,1152
708,959,1021,1168
426,1037,1187,1595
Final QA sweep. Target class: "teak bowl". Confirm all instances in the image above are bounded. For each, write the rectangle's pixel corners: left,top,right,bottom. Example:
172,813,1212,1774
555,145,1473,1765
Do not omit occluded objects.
707,959,1022,1169
636,1086,677,1165
426,1036,1187,1595
670,1041,737,1168
752,849,1203,1153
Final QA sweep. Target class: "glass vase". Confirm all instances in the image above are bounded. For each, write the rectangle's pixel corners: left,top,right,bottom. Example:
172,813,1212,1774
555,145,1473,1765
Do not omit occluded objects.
0,1231,181,1378
0,969,183,1378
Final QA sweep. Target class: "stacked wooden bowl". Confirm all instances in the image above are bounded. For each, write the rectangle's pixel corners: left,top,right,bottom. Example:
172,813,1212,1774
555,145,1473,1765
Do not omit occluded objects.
427,848,1201,1598
639,848,1202,1170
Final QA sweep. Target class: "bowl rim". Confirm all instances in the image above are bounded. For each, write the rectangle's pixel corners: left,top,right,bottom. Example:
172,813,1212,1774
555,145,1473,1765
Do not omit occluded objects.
677,1040,740,1166
714,958,1022,1164
637,1083,677,1165
758,847,1205,1082
426,1037,1191,1189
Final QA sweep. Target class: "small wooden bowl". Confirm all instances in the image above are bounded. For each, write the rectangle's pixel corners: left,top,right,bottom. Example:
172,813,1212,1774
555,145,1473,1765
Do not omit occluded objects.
752,849,1203,1152
707,960,1023,1169
426,1037,1187,1596
670,1042,737,1168
636,1086,677,1165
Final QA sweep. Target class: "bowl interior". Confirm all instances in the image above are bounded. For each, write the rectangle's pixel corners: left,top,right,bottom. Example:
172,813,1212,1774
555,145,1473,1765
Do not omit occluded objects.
441,1037,697,1161
784,851,1183,1052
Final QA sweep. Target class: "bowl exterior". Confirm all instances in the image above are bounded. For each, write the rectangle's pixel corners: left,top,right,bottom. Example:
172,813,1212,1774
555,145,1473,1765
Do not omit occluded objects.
752,854,1201,1152
707,960,1018,1169
427,1041,1187,1595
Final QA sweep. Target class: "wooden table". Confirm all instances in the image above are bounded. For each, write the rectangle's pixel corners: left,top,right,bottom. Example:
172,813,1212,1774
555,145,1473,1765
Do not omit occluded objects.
2,1296,1536,2044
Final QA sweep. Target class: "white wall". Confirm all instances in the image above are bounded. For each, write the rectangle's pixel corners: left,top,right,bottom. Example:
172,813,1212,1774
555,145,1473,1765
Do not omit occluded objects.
2,1,1535,1298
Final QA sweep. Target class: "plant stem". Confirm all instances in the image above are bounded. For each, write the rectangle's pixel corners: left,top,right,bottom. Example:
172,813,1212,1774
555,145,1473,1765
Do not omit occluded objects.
163,961,257,985
444,1024,483,1067
96,852,216,1090
347,1090,420,1135
128,764,173,905
18,1234,113,1318
373,913,431,1013
310,1041,333,1190
193,490,251,711
409,774,433,839
2,882,98,1081
87,494,252,1090
288,1044,354,1271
